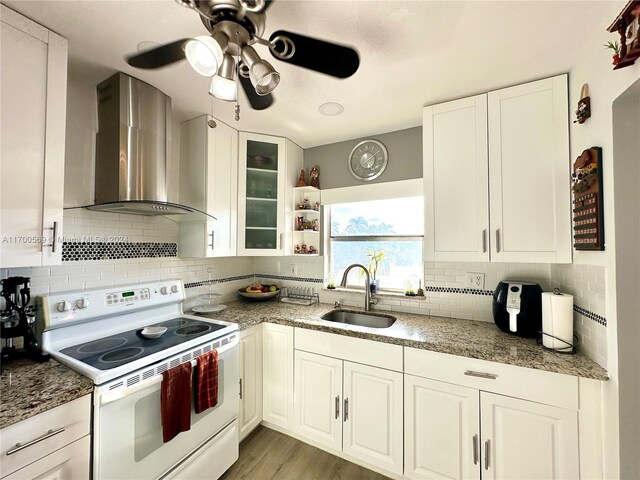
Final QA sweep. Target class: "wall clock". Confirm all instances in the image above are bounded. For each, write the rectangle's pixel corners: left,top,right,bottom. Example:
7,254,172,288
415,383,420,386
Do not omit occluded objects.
348,139,388,181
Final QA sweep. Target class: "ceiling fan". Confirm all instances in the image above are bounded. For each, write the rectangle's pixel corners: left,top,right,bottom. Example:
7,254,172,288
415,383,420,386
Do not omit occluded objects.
125,0,360,111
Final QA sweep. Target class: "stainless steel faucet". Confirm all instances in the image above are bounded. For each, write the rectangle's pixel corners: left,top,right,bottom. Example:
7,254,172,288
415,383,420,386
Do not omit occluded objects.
340,264,373,311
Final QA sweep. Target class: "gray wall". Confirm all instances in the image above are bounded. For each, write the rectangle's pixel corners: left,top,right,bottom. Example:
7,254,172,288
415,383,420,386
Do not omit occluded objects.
613,80,640,480
303,127,422,189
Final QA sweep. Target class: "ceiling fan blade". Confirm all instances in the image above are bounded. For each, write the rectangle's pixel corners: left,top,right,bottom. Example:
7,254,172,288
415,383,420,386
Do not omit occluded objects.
268,30,359,78
239,74,274,110
126,38,189,69
262,0,275,11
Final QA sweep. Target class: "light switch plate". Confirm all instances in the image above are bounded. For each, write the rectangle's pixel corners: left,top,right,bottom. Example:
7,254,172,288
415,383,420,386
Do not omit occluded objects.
466,272,485,289
289,264,298,276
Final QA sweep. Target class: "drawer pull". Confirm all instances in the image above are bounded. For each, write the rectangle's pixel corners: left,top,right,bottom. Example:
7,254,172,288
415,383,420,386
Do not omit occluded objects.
6,427,66,456
464,370,498,380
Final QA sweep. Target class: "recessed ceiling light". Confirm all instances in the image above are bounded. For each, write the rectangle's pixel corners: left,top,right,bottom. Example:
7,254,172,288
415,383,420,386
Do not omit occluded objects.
318,102,344,116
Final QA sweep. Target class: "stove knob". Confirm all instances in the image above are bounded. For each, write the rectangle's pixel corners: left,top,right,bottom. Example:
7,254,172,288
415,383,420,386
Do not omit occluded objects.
77,298,90,309
57,301,72,312
171,285,178,293
160,286,168,295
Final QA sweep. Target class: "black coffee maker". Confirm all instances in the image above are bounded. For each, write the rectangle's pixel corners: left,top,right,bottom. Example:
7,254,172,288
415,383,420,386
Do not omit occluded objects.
1,276,49,363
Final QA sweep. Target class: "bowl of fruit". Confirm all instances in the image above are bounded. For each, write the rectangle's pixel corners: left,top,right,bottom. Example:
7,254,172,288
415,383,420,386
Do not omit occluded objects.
238,284,279,301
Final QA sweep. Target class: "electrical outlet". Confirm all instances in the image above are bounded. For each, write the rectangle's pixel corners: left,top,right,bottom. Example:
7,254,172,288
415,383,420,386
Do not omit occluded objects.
289,264,298,276
466,272,485,289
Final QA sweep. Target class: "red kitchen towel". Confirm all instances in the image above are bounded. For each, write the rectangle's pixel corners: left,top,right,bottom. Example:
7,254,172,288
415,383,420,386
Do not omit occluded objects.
194,349,219,414
161,362,192,443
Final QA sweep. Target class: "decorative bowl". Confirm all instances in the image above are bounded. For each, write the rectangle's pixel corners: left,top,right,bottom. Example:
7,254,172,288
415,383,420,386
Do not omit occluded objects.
140,326,167,339
238,288,279,301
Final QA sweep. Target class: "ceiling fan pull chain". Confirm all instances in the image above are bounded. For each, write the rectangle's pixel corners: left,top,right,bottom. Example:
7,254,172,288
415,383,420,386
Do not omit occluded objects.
235,31,241,121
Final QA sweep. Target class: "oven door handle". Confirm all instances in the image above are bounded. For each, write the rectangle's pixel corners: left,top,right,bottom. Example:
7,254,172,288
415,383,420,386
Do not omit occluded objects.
99,340,238,406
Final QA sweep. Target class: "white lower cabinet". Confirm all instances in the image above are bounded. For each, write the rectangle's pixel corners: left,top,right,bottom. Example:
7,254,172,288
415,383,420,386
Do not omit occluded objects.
293,349,403,476
294,350,342,450
239,325,263,440
404,375,479,480
262,323,294,429
405,374,579,480
343,361,403,475
2,436,90,480
481,392,579,480
0,395,91,480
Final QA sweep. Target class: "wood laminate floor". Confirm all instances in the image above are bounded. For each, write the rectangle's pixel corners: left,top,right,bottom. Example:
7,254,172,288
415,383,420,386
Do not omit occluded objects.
220,426,390,480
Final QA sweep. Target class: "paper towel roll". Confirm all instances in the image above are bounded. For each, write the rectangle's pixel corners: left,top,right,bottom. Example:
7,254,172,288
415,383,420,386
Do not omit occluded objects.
542,292,574,351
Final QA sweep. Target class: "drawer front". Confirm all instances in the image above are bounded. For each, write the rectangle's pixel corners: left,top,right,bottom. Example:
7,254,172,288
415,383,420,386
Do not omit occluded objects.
1,394,91,477
2,435,90,480
404,348,578,410
295,328,403,372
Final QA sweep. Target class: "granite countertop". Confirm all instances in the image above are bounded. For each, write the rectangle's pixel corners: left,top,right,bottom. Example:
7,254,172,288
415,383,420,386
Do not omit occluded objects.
0,358,94,430
196,299,609,381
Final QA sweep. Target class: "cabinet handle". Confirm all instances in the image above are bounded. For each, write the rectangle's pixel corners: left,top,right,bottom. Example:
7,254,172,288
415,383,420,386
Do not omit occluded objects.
43,221,59,253
335,395,340,419
278,233,283,249
484,439,490,470
239,378,242,399
464,370,498,380
6,427,65,456
343,398,348,422
482,230,487,253
495,229,501,253
208,230,215,250
473,434,479,465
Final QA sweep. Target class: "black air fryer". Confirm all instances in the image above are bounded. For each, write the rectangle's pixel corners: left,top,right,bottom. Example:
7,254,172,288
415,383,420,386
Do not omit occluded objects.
492,281,543,338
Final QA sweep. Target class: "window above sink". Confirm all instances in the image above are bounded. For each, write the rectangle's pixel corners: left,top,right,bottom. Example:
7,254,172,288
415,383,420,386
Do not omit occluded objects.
326,196,424,293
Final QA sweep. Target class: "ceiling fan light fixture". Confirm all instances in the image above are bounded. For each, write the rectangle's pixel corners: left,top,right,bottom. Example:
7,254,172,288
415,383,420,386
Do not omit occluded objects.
209,54,237,101
251,61,280,95
240,45,280,95
185,35,224,77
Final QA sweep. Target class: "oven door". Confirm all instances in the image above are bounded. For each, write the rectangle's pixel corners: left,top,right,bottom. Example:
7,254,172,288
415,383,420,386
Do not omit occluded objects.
93,337,239,480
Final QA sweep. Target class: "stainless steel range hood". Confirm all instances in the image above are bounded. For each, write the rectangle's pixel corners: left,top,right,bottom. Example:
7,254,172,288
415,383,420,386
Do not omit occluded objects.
66,73,214,220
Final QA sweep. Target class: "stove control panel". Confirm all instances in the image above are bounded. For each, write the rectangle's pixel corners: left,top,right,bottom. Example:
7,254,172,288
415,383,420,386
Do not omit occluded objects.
40,280,185,329
106,288,150,306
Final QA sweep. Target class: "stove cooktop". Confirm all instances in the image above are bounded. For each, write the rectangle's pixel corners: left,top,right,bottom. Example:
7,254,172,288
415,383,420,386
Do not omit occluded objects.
60,317,225,371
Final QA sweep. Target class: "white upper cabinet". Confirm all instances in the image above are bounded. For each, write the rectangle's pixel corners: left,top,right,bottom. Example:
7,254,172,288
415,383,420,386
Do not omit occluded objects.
0,5,67,268
423,75,571,264
423,94,489,262
237,132,302,256
488,75,571,263
179,116,238,258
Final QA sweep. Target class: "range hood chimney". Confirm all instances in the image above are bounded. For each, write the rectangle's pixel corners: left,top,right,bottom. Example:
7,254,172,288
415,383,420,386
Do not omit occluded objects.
75,72,212,219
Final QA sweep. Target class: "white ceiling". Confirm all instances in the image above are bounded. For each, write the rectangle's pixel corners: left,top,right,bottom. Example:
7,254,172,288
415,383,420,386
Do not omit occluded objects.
2,0,619,148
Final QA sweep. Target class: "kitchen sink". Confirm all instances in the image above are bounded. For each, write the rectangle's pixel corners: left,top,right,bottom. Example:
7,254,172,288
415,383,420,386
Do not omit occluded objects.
320,310,396,328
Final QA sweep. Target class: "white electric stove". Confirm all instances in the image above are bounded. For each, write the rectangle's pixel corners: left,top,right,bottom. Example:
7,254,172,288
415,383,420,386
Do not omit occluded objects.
38,280,240,480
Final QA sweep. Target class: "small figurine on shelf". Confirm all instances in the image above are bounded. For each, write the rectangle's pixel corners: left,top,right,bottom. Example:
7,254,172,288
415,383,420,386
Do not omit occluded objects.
308,245,318,254
302,197,311,210
294,244,302,254
301,243,308,254
313,201,320,211
296,169,307,187
310,166,320,188
296,216,303,231
312,219,319,231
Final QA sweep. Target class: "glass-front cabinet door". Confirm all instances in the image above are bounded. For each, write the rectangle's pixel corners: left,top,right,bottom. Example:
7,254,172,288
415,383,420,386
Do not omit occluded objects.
238,132,286,256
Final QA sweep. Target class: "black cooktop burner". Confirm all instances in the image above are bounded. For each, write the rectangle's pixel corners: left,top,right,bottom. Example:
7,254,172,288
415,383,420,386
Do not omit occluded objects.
99,346,144,363
175,324,211,336
77,337,127,354
60,317,226,371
